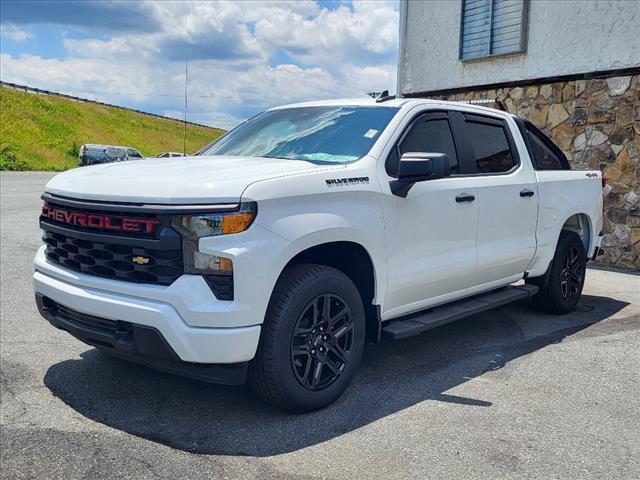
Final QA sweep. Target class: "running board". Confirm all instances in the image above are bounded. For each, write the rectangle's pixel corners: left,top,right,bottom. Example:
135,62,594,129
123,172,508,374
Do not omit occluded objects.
381,284,539,341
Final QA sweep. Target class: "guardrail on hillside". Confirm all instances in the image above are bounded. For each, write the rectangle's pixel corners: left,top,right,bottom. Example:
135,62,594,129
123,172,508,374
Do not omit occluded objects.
1,81,218,130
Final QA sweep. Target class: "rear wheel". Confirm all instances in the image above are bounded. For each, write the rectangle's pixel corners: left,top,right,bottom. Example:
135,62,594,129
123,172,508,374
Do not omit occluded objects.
248,264,365,412
528,230,586,314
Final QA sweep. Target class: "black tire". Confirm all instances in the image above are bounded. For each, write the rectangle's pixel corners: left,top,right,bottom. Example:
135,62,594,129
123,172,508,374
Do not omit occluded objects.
248,264,366,412
527,230,587,314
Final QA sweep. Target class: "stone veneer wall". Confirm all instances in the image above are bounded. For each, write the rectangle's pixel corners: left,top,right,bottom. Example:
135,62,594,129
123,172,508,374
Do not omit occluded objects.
427,74,639,269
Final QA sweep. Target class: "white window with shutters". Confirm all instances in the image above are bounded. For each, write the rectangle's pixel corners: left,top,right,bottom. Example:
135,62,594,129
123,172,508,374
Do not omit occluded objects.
460,0,529,61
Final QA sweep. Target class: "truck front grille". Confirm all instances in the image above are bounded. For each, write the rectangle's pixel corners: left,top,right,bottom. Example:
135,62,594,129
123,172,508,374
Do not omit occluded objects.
42,230,183,286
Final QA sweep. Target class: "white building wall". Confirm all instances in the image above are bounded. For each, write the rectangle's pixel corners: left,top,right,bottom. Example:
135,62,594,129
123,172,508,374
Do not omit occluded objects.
399,0,640,95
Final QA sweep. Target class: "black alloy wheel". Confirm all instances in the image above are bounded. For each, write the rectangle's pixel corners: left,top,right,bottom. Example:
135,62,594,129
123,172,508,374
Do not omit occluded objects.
559,245,585,302
248,264,365,412
290,294,354,391
527,230,587,314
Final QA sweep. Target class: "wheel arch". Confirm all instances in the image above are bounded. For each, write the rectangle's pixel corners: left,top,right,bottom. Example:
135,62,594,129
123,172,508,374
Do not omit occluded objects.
561,212,592,255
529,212,593,286
278,241,381,343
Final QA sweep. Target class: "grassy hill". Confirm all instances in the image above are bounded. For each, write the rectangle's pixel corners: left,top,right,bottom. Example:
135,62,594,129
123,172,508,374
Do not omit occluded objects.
0,86,224,171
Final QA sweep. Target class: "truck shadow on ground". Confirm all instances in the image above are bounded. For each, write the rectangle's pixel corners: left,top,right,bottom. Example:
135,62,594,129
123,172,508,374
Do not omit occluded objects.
44,294,631,457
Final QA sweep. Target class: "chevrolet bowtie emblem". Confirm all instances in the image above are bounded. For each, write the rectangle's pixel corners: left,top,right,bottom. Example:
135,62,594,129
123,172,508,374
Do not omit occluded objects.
132,256,150,265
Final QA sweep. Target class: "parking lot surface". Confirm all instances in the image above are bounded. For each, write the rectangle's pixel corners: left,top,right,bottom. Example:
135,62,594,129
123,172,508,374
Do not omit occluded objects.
1,172,639,479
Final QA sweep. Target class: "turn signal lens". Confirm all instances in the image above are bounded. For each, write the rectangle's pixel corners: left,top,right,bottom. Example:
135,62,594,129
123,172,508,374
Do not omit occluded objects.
222,211,255,234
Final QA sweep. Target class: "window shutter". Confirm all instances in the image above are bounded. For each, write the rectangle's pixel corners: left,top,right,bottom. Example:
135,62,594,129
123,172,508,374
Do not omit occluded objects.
460,0,527,60
461,0,492,60
491,0,526,54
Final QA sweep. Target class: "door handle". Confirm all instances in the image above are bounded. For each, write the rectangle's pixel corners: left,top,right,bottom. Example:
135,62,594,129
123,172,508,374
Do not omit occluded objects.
520,189,535,198
455,193,475,203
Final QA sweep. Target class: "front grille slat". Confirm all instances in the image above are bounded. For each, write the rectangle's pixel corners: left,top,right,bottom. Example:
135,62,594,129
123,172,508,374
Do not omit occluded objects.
43,223,183,286
54,302,130,336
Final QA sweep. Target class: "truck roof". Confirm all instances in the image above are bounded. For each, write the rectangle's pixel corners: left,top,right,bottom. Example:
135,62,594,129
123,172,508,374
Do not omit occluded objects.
269,97,512,117
269,97,414,109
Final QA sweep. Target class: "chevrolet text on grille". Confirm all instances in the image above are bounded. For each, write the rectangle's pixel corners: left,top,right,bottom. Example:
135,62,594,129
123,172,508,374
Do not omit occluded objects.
41,205,160,234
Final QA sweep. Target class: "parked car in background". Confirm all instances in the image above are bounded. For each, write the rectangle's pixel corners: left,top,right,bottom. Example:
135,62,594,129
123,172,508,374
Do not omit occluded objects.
78,144,144,166
157,152,186,158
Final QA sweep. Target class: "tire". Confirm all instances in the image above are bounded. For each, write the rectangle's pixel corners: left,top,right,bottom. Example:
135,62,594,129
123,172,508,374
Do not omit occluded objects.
248,264,366,412
527,230,587,314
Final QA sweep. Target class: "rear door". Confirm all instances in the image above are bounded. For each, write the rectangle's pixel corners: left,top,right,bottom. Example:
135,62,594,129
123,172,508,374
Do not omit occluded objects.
454,112,538,284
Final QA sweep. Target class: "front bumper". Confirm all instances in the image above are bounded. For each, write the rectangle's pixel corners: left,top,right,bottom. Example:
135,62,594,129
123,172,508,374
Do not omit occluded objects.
36,293,248,385
33,263,261,365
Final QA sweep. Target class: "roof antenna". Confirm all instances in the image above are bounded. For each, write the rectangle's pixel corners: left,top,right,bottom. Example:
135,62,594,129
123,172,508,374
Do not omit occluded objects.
375,89,395,103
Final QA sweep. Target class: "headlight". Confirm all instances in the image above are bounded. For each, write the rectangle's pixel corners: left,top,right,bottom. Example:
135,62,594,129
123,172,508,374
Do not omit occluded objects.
171,202,256,239
171,203,256,301
171,201,256,273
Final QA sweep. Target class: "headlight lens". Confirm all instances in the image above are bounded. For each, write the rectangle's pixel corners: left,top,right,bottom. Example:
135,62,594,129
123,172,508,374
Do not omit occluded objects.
171,203,256,239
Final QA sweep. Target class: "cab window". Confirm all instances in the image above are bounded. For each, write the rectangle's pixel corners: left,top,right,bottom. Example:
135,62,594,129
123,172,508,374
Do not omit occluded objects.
387,116,460,176
526,123,570,170
464,120,514,173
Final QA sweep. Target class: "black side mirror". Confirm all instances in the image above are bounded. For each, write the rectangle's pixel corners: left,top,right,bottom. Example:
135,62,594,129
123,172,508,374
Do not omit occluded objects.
390,152,450,197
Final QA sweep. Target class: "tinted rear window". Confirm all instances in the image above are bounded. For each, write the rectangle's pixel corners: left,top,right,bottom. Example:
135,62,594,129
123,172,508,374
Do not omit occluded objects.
525,123,570,170
465,121,514,173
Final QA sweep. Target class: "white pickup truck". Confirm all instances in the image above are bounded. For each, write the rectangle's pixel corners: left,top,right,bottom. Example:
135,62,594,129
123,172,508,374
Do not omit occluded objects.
34,97,604,412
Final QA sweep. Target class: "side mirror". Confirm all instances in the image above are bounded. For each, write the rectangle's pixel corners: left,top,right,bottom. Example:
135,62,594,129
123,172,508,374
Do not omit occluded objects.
390,152,450,197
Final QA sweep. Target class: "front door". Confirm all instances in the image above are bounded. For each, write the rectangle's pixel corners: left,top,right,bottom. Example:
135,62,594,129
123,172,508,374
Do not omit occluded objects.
381,111,480,319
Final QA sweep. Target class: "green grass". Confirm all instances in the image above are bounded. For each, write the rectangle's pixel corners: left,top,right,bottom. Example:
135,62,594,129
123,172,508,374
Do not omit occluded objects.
0,87,224,171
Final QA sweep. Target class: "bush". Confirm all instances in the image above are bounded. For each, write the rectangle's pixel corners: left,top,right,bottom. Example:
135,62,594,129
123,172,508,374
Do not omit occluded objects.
0,144,29,171
66,141,80,159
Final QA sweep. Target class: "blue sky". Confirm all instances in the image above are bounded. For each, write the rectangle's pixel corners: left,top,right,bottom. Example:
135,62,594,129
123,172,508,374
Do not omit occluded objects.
0,1,399,128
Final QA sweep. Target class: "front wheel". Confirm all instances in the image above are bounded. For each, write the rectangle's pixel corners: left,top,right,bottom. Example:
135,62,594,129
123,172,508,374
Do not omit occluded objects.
248,264,365,412
527,230,587,314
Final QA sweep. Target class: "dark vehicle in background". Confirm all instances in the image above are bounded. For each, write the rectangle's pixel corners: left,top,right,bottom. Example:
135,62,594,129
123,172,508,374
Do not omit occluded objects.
157,152,185,158
78,144,144,166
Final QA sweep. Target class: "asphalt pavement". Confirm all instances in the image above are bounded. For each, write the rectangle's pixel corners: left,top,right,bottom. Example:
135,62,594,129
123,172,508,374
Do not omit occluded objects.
1,171,639,479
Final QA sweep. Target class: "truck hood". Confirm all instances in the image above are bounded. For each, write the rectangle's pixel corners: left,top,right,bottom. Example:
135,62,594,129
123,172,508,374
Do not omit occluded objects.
45,155,341,204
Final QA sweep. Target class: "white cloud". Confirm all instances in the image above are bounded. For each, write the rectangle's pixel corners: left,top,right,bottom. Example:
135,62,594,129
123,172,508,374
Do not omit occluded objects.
63,37,137,59
1,54,150,94
1,25,33,42
253,1,398,70
0,1,399,129
239,0,322,21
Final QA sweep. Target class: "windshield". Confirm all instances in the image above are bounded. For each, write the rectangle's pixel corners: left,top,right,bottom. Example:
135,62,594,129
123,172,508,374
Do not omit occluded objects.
201,106,399,164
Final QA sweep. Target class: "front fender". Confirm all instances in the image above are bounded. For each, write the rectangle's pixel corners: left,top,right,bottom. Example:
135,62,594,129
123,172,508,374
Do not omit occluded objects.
242,161,386,307
252,194,387,306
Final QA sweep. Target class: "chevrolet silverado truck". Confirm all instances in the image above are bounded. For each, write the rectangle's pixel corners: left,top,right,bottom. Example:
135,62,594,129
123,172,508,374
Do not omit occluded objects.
34,97,604,412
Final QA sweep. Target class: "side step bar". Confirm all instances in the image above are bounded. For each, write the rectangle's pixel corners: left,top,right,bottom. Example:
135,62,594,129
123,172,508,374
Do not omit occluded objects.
382,284,539,341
